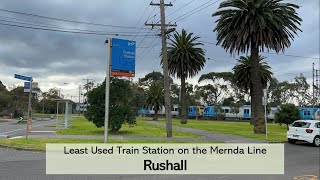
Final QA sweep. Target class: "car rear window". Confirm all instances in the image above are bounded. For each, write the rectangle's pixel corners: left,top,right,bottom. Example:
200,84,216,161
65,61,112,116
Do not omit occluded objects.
292,121,311,128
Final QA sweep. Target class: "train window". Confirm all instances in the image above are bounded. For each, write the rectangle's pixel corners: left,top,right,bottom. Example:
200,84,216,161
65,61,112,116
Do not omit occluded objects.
224,109,230,113
318,111,320,116
304,111,311,116
244,109,249,114
315,123,320,128
174,108,178,111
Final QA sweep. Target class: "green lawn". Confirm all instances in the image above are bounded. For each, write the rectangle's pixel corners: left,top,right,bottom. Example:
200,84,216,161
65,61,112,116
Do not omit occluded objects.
142,117,287,142
56,117,203,138
0,138,194,152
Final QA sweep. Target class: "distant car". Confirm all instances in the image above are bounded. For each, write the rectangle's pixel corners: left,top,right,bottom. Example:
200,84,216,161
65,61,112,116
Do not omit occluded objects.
287,120,320,147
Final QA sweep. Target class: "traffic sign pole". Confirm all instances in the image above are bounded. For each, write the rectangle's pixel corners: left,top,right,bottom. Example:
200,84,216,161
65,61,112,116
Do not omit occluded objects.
26,78,33,139
14,74,33,139
104,38,111,143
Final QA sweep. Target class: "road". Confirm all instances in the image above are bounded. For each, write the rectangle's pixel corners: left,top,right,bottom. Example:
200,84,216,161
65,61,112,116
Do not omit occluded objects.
0,118,62,138
0,143,319,180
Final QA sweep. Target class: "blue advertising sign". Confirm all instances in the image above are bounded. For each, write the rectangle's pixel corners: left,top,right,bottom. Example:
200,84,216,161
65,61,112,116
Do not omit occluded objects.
111,38,136,77
14,74,32,81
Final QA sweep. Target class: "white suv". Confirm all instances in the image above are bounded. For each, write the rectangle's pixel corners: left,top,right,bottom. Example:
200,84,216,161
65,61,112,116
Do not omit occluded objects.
287,120,320,147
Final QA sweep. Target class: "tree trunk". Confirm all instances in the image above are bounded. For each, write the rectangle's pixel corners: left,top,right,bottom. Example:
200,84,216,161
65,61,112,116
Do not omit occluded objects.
180,74,187,124
153,109,159,121
249,84,254,125
251,43,265,134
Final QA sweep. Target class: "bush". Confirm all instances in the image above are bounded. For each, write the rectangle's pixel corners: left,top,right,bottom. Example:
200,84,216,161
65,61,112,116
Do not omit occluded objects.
85,78,136,131
275,104,300,130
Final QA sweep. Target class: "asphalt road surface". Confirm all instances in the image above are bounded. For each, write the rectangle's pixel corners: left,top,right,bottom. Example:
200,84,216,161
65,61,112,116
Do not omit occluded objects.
0,143,319,180
0,118,61,137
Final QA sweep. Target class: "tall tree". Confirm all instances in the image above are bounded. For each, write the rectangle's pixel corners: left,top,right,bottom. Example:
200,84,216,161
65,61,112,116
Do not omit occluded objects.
213,0,302,133
233,56,273,124
144,82,164,121
198,72,235,104
164,29,206,124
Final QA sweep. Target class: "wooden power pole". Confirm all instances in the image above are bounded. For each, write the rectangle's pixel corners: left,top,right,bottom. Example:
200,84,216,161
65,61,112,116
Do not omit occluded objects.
145,0,176,137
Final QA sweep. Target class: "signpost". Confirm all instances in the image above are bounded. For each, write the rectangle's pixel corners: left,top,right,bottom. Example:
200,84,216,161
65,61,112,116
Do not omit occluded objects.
110,38,136,77
14,74,33,139
24,82,39,93
105,38,136,143
263,88,268,142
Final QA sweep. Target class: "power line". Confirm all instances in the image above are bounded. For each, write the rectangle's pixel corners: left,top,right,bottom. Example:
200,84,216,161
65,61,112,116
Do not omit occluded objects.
0,18,155,34
138,37,160,59
0,22,157,37
263,52,320,60
146,0,178,22
166,0,196,17
171,0,221,23
0,8,150,29
199,40,320,60
129,0,151,38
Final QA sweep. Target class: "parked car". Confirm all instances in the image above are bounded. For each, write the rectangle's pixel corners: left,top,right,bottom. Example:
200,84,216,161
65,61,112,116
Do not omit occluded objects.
287,120,320,147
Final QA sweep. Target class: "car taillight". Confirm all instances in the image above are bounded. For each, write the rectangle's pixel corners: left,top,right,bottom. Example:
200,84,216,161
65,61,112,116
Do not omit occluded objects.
306,129,313,133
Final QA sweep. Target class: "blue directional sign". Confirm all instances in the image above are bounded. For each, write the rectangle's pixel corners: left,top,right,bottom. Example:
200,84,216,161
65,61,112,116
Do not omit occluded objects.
111,38,136,77
14,74,32,81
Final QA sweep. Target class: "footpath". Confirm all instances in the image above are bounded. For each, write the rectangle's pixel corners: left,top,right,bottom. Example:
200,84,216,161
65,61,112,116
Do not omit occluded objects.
25,120,262,143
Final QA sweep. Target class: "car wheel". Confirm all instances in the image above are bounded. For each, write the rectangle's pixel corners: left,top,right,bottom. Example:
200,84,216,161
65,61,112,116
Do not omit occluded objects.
288,139,296,144
313,136,320,147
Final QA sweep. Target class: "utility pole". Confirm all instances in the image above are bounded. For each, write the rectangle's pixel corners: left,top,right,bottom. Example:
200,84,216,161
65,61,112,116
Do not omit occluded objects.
78,85,81,116
82,78,95,93
146,0,176,137
316,69,320,105
312,63,315,107
82,78,94,107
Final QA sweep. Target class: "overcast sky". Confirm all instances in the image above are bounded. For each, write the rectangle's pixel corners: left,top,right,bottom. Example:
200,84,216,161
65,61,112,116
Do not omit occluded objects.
0,0,319,102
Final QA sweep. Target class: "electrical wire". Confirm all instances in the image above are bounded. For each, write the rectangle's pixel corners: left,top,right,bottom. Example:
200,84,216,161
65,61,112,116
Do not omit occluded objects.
129,0,151,38
171,0,221,23
0,18,155,34
199,40,320,60
166,0,196,18
0,22,157,37
0,8,150,29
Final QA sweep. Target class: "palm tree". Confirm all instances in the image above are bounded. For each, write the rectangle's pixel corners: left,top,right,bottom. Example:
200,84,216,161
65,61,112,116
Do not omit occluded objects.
213,0,302,133
164,29,206,124
144,82,164,121
233,56,273,124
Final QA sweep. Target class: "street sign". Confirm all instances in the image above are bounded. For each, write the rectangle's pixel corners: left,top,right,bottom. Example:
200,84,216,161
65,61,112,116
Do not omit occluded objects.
14,74,32,81
24,82,30,89
24,82,39,93
111,38,136,77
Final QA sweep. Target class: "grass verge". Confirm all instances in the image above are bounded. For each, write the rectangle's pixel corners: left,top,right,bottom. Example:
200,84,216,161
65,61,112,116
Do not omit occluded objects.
56,117,203,138
0,138,214,152
141,117,287,142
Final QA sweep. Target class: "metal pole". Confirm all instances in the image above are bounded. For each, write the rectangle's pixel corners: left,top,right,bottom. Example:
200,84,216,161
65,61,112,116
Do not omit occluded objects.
265,103,267,141
79,85,81,116
263,89,268,142
26,78,32,139
64,101,67,128
104,38,111,143
56,102,59,129
312,63,315,107
42,102,44,121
